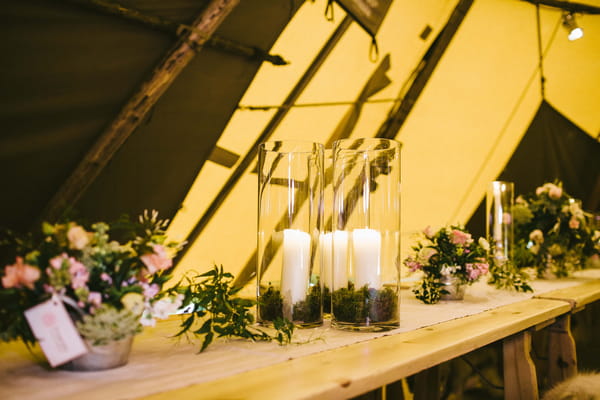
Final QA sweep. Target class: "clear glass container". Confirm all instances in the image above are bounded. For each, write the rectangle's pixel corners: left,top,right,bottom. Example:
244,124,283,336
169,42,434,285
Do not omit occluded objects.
330,138,401,331
486,181,514,266
257,141,324,327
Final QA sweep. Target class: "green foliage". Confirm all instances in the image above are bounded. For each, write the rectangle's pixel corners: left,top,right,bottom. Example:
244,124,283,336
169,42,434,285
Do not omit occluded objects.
76,304,142,345
166,265,294,352
412,276,444,305
513,181,598,277
487,262,532,293
331,283,398,323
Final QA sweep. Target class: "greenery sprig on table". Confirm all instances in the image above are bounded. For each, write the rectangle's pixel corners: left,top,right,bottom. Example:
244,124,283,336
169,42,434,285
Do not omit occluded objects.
164,265,294,352
487,261,532,293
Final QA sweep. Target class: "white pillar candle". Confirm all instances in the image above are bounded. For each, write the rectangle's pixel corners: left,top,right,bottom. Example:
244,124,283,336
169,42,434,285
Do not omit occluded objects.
352,228,381,289
319,233,333,290
281,229,311,310
493,182,503,241
332,231,349,290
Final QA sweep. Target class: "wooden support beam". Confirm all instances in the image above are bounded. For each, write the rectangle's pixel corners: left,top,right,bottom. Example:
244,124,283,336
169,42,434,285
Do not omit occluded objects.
503,331,539,400
41,0,239,223
521,0,600,15
174,16,353,279
376,0,474,140
63,0,288,65
547,315,577,388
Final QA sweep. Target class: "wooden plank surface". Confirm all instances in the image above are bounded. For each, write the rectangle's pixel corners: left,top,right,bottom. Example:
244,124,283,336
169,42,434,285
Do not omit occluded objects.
139,299,569,400
2,276,590,400
533,279,600,309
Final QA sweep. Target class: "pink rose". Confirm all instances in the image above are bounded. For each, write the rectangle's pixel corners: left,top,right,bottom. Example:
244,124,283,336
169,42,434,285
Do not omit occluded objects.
2,257,40,289
465,263,489,281
536,186,544,196
88,292,102,308
450,229,472,245
569,217,580,229
68,258,89,289
404,257,422,272
422,226,434,238
100,272,113,284
548,185,562,199
140,244,173,274
49,255,65,270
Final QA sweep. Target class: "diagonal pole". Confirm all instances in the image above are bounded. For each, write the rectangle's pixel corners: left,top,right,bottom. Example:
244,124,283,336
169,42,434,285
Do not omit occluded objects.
176,16,353,272
41,0,239,223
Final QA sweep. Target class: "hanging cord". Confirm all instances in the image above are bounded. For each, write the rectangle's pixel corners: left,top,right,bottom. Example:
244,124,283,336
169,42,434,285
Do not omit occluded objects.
460,355,504,391
369,37,380,62
536,4,546,99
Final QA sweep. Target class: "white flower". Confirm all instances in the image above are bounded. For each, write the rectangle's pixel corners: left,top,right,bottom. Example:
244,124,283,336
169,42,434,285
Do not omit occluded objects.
478,237,490,252
67,225,90,250
440,265,459,277
152,294,184,320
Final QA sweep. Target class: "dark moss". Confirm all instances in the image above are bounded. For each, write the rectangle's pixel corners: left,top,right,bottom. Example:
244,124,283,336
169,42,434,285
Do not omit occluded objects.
322,285,331,314
292,284,322,323
258,284,283,321
332,283,398,324
258,284,322,324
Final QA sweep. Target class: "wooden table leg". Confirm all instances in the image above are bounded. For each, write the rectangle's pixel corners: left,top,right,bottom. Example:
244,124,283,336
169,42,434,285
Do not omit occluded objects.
503,331,539,400
547,314,577,388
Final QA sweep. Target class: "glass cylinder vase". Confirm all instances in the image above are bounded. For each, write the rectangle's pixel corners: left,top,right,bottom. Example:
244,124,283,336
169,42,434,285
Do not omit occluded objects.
257,141,324,328
330,138,401,331
486,181,514,266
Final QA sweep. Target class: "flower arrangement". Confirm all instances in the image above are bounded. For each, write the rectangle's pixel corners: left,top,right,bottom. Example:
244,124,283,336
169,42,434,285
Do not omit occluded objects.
512,181,598,278
0,210,183,347
404,225,490,304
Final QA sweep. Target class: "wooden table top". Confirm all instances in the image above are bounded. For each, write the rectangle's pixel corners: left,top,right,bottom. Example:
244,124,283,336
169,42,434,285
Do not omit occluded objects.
4,271,600,400
533,279,600,310
0,297,570,400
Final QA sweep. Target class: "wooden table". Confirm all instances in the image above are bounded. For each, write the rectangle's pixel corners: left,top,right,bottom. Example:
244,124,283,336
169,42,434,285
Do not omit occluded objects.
533,280,600,388
5,274,600,400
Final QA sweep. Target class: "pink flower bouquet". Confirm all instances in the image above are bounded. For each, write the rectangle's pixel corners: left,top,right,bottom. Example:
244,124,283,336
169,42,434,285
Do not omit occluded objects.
0,210,183,347
404,225,490,304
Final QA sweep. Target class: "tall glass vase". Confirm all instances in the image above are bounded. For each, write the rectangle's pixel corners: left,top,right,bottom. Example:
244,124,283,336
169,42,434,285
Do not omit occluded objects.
486,181,514,266
257,141,324,328
331,138,401,331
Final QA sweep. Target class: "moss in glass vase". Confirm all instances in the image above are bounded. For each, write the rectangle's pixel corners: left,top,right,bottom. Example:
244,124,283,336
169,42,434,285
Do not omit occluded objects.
258,284,322,326
258,284,283,322
322,285,331,314
331,283,398,324
291,283,322,324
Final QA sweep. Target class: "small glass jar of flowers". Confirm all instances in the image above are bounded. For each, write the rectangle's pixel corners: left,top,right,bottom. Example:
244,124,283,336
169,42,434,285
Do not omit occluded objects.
0,210,183,370
512,181,597,278
404,225,490,304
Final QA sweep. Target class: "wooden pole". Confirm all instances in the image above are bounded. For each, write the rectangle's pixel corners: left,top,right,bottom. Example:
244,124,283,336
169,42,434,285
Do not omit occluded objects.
63,0,288,65
41,0,239,223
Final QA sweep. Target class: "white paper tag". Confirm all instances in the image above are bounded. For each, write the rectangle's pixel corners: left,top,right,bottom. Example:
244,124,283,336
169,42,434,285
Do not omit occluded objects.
24,296,88,367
